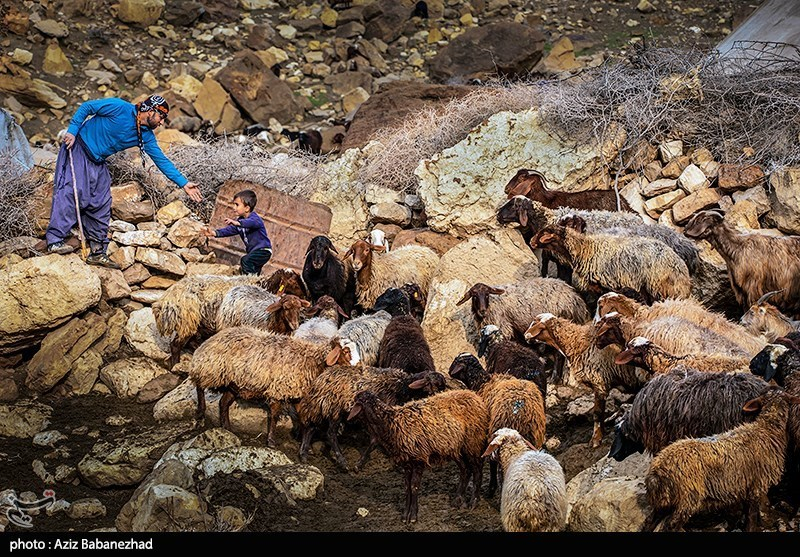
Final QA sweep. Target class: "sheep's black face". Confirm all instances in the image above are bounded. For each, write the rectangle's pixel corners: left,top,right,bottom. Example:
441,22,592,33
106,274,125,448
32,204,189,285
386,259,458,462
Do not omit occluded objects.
496,199,520,225
307,236,334,270
373,287,411,316
608,422,644,462
749,345,785,384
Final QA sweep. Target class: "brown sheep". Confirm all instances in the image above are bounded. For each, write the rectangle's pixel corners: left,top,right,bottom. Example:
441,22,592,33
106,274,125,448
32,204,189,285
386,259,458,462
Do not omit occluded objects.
504,168,633,212
740,291,800,342
644,387,800,532
683,210,800,319
347,388,489,524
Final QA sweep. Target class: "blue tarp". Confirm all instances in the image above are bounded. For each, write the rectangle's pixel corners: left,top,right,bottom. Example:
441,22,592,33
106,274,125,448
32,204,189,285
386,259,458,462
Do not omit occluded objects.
0,107,34,173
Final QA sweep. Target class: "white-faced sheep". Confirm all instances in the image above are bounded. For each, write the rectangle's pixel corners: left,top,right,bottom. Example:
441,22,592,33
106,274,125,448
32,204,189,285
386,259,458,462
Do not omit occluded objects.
477,325,548,398
297,356,447,471
594,311,755,361
614,336,751,375
531,223,692,303
301,235,357,319
343,239,440,310
331,310,393,367
608,368,769,462
292,295,348,344
368,228,390,253
152,274,276,367
449,353,546,497
524,313,645,448
216,286,311,333
643,387,800,532
189,327,347,447
740,291,800,342
482,427,567,532
684,210,800,319
374,287,436,375
597,291,767,356
347,388,489,524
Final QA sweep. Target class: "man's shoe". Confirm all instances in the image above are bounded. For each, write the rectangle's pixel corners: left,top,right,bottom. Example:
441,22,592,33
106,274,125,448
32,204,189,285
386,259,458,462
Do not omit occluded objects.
47,241,75,255
85,252,121,270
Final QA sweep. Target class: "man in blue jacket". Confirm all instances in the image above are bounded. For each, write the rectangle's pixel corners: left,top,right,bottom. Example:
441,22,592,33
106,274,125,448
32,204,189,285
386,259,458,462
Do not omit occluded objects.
45,94,203,268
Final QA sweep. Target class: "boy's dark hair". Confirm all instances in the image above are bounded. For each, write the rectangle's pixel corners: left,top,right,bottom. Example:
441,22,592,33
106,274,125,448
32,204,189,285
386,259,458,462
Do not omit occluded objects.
234,190,257,211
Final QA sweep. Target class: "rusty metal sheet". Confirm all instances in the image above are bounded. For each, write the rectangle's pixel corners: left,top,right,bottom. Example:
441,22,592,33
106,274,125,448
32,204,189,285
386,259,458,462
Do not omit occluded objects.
207,180,332,276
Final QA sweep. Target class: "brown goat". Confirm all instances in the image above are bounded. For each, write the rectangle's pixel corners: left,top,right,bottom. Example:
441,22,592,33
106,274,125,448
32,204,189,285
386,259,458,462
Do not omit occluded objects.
684,210,800,319
740,291,800,342
504,168,633,212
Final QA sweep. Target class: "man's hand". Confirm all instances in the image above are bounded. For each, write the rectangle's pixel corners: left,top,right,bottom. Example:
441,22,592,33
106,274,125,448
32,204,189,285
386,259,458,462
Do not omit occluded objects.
63,132,76,149
183,182,203,202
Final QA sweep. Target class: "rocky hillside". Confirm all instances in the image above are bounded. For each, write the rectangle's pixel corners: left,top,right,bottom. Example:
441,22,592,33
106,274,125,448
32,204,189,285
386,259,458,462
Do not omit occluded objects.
2,0,755,148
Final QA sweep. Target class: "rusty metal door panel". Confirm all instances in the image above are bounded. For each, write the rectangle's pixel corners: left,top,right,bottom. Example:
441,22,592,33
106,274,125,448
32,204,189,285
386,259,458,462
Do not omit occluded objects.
207,180,332,276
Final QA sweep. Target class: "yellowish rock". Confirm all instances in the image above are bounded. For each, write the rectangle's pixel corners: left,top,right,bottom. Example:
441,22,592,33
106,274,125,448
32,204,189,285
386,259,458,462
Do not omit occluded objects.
11,48,33,65
42,42,73,76
141,71,159,90
427,28,443,44
168,74,203,102
320,8,338,28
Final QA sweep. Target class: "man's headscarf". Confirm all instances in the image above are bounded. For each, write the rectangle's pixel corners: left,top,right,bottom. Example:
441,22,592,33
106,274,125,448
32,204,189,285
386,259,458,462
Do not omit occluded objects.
134,95,170,167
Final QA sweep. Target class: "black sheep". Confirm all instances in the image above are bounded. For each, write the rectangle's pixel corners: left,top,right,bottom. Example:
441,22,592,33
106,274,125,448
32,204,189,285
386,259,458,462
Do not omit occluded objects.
373,288,436,374
478,324,548,398
301,235,356,320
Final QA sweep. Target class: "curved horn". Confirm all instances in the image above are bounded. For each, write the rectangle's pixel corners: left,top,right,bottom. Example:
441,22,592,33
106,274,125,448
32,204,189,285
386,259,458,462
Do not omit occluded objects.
755,289,785,305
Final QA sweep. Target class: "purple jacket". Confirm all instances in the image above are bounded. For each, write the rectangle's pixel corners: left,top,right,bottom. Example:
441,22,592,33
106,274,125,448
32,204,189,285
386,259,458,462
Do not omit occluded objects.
215,212,272,253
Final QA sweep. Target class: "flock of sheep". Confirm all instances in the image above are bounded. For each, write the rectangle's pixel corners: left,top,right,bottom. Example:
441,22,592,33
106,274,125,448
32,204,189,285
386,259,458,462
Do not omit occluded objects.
148,175,800,532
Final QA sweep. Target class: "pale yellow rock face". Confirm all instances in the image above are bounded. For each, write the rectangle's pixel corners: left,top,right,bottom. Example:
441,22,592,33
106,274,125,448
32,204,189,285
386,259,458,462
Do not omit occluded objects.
117,0,165,27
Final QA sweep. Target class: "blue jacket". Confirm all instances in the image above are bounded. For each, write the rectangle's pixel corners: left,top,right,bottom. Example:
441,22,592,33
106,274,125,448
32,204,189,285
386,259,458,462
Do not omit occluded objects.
215,212,272,253
66,98,188,187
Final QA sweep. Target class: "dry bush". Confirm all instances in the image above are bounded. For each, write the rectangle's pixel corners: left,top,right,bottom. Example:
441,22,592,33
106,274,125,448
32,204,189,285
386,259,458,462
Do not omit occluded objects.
357,81,542,192
0,159,48,241
107,136,332,222
537,42,800,175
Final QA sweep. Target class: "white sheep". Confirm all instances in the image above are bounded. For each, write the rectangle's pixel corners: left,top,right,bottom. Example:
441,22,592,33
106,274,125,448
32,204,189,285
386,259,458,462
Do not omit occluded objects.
482,427,567,532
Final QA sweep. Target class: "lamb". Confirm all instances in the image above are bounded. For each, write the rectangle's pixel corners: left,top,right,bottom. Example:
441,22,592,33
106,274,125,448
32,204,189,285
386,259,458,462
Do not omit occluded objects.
614,336,751,374
347,388,489,524
594,311,754,360
297,354,447,470
504,167,632,213
684,210,800,319
740,291,800,342
597,291,767,356
643,387,800,531
189,328,347,447
481,427,567,532
524,313,645,447
301,235,356,318
448,353,546,497
215,285,311,333
152,274,275,367
531,223,692,303
292,295,348,344
373,287,436,374
477,324,548,397
608,368,769,462
344,239,440,310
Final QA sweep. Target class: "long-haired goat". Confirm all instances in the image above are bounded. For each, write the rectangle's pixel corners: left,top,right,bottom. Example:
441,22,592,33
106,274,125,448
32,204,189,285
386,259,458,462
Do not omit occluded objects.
684,210,800,319
347,388,489,524
504,168,632,212
643,387,800,532
740,290,800,342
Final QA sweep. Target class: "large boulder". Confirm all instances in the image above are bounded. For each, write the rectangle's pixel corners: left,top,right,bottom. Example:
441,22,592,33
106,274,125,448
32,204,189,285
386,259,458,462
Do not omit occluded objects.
768,167,800,235
567,477,649,532
311,148,370,247
124,307,172,361
415,108,624,238
420,228,539,372
428,22,545,83
99,357,167,399
117,0,165,27
0,401,52,438
0,254,101,355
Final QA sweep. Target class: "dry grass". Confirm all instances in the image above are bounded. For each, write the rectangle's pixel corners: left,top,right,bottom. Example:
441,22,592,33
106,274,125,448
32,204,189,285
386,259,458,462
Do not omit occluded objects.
106,136,332,222
0,160,49,241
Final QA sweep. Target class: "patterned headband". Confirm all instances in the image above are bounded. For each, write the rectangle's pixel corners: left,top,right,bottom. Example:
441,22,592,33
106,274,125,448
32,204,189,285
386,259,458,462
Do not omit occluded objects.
138,95,169,115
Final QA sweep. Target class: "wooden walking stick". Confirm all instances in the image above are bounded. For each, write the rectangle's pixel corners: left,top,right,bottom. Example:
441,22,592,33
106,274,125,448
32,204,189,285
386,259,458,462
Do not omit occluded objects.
67,147,90,261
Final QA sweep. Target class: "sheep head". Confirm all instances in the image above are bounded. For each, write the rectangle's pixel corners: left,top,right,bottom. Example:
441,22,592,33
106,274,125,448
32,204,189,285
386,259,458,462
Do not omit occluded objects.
372,287,411,316
557,213,587,233
406,371,447,395
482,427,536,459
306,235,337,270
448,352,484,384
742,387,800,416
456,283,505,321
530,225,570,260
344,239,385,272
266,294,311,331
265,268,307,298
683,210,724,239
524,314,559,349
477,324,501,357
304,295,349,319
749,343,789,383
615,336,653,368
595,312,626,349
608,419,645,462
597,292,641,319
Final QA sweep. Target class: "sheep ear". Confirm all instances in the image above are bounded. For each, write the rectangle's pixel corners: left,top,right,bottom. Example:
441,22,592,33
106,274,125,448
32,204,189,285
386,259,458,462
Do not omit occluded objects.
327,239,338,253
518,208,528,228
456,290,473,306
265,300,283,313
346,403,362,421
407,378,427,390
488,287,506,295
301,299,311,307
742,397,763,413
615,350,635,365
325,345,342,366
538,232,555,244
343,247,354,259
481,441,501,458
336,304,349,318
